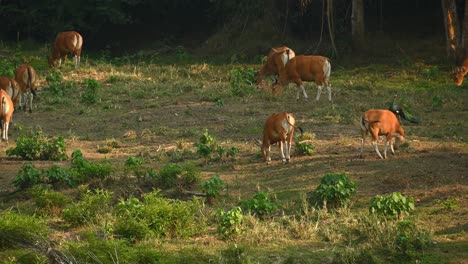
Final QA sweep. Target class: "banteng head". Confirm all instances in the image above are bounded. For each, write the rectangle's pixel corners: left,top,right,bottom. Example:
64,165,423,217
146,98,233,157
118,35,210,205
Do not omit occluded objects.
453,66,467,86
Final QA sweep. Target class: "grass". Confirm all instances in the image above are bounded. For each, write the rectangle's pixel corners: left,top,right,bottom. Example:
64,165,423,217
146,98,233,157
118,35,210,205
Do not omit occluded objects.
0,42,466,263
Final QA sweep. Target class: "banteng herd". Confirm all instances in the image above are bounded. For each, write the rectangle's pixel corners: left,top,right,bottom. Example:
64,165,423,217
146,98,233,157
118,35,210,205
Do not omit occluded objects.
0,32,463,162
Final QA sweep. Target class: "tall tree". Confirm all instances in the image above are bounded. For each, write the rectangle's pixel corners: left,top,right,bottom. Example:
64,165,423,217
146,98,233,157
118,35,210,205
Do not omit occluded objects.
351,0,365,50
441,0,461,60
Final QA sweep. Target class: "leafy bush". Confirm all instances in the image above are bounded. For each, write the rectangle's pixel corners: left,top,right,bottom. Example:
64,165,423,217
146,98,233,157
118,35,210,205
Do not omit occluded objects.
241,191,277,218
30,185,71,214
114,191,203,240
295,140,315,156
195,129,240,162
70,150,113,182
6,130,68,161
395,220,431,254
124,156,146,180
156,163,200,189
62,189,112,226
216,207,244,239
81,78,100,104
200,175,225,202
369,192,415,219
11,162,43,189
0,209,49,249
229,67,255,97
313,173,357,209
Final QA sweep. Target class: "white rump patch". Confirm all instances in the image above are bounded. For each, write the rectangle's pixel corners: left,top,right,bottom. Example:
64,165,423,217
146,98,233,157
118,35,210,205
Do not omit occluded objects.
323,59,331,78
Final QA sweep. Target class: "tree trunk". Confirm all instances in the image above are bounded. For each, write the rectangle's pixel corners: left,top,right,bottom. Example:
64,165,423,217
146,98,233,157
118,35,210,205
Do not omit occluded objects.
441,0,461,60
462,0,468,58
352,0,365,50
327,0,339,57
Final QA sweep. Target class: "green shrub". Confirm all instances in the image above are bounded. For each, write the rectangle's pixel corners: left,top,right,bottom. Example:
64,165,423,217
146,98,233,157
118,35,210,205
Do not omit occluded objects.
70,150,113,182
0,57,16,77
195,129,217,160
241,191,277,218
395,220,431,254
0,209,49,249
62,189,112,226
30,185,71,214
81,78,100,104
295,140,315,156
200,175,225,201
124,156,146,180
114,191,203,240
11,162,44,189
6,130,68,161
216,207,244,239
313,173,357,209
156,163,200,189
229,67,255,97
369,192,415,219
45,165,76,186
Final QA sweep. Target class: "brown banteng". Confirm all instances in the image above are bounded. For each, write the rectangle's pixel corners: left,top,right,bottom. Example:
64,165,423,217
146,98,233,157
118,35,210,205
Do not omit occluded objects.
454,56,468,86
49,31,83,68
255,46,296,90
256,112,303,164
272,55,331,101
0,89,14,143
14,64,37,113
360,109,405,159
0,77,20,107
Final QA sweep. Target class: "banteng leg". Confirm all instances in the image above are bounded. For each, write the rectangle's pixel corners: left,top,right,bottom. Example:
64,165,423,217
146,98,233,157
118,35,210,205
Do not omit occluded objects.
316,86,323,101
279,141,286,163
266,145,272,164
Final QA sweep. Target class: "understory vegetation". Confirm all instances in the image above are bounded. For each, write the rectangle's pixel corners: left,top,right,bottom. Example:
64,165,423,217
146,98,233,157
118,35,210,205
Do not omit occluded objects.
0,42,466,263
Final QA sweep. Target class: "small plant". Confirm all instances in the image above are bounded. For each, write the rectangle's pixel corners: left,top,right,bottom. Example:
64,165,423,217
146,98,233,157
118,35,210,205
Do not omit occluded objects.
156,163,200,189
216,207,244,239
11,162,43,189
395,220,431,254
369,192,415,219
229,68,255,97
30,185,71,215
241,191,277,218
200,175,225,202
70,150,113,182
6,129,68,161
63,189,112,226
435,198,460,210
195,129,217,161
295,140,315,156
313,173,357,209
124,156,146,180
81,78,100,104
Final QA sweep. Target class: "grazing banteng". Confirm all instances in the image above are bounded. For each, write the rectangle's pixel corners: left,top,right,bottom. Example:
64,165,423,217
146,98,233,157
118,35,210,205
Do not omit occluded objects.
255,46,296,89
0,77,20,107
256,112,303,164
0,89,14,143
454,56,468,86
14,64,37,113
272,55,331,101
360,109,405,159
49,31,83,68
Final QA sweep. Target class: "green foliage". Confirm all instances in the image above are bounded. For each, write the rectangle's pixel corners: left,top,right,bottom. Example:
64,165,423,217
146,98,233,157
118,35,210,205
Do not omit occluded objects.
200,175,225,200
11,162,43,189
295,140,315,156
45,70,68,96
0,209,49,249
124,156,146,179
62,189,112,226
30,185,71,214
6,130,68,161
195,129,240,162
395,220,431,254
156,163,200,189
114,191,203,240
71,150,113,182
313,173,357,209
216,207,244,239
0,57,16,77
229,67,255,97
369,192,415,219
81,78,100,104
241,191,277,218
435,198,460,210
431,95,444,110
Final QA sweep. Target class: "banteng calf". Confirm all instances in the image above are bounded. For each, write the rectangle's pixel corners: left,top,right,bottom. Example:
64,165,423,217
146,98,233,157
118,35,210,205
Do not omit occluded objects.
256,112,303,164
360,109,405,159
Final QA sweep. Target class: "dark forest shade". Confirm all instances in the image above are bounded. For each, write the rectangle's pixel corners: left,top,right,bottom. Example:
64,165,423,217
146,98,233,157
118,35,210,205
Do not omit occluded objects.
0,0,448,52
